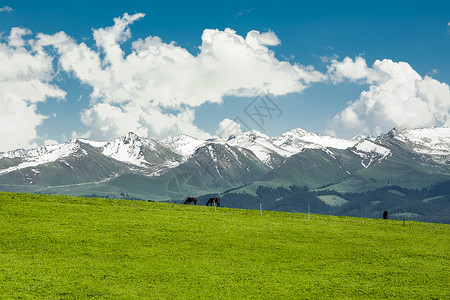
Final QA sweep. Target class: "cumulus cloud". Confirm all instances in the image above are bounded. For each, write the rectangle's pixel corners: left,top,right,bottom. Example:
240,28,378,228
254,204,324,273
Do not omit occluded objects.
0,28,66,152
77,102,208,141
327,57,450,138
216,118,243,139
0,6,12,13
37,13,325,141
327,56,380,83
8,27,32,47
44,139,59,146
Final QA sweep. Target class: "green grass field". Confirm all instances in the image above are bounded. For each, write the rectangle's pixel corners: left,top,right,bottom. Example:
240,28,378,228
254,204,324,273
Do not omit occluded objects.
0,192,449,299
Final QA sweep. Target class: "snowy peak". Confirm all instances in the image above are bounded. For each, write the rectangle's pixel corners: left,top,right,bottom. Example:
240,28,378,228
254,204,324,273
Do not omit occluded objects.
0,141,80,160
0,140,83,175
0,126,448,178
161,134,206,158
386,127,450,163
351,133,372,142
101,132,157,167
281,128,311,137
224,128,357,167
122,132,142,143
273,128,356,151
350,140,391,168
389,127,450,148
226,130,291,166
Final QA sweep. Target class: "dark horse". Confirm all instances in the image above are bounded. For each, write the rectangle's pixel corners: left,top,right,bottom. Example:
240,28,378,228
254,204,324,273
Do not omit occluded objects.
206,197,220,207
184,197,197,205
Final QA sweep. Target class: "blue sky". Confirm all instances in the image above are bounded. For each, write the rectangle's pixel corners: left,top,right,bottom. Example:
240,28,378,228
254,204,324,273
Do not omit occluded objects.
0,0,449,151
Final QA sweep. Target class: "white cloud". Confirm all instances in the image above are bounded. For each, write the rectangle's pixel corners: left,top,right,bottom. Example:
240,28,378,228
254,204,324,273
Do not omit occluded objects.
0,6,12,13
8,27,32,47
327,56,380,83
37,13,325,141
44,139,59,146
0,28,66,152
78,102,211,141
327,57,450,138
216,118,243,139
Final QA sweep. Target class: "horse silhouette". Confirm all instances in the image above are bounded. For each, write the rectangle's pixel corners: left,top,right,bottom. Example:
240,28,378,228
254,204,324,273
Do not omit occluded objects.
206,197,220,207
184,197,197,205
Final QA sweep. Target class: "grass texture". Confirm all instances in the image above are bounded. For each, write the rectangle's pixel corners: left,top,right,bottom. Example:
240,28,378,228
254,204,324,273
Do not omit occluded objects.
0,192,448,299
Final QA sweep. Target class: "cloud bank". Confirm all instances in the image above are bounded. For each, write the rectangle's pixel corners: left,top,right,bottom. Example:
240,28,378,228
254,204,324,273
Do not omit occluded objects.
1,13,448,152
0,28,66,152
37,13,325,141
327,57,450,138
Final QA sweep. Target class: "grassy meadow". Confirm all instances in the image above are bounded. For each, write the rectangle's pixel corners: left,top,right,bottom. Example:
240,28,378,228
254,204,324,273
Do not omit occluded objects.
0,192,449,299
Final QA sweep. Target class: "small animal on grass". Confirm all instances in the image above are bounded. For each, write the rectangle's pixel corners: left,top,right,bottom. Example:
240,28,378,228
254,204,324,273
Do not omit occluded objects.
184,197,197,205
206,198,220,207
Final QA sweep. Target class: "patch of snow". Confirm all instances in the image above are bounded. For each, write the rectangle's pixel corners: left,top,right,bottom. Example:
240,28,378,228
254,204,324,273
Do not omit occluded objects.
351,133,371,141
389,127,450,161
351,140,391,168
274,128,356,152
226,147,243,165
0,141,81,175
321,148,336,159
101,133,149,167
354,140,391,156
226,130,292,164
77,139,107,148
161,134,206,158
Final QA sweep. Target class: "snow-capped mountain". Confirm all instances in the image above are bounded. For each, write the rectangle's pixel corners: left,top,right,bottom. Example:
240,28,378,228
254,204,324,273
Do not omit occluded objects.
386,127,450,164
1,127,448,174
161,134,206,158
224,128,359,167
350,140,392,168
273,128,357,152
0,126,448,200
100,132,183,169
225,130,290,167
351,133,373,142
0,140,85,176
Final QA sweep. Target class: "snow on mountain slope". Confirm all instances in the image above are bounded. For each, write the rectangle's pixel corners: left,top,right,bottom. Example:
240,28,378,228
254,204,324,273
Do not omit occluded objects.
351,133,372,142
389,127,450,158
354,140,391,156
350,140,392,168
101,132,150,166
77,139,107,148
273,128,356,152
0,141,81,175
1,127,447,178
225,130,292,164
161,134,206,158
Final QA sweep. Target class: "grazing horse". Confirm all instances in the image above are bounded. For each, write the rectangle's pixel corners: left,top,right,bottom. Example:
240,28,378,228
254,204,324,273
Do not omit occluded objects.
206,197,220,207
184,197,197,205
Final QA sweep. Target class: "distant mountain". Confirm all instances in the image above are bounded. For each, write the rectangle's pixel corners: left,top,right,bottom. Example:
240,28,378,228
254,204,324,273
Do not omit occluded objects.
0,127,449,221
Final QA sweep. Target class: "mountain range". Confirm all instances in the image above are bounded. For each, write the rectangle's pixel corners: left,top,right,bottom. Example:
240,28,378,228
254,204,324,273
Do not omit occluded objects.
1,127,449,222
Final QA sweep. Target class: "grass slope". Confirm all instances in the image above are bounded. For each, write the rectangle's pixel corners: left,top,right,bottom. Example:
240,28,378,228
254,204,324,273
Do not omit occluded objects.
0,192,449,299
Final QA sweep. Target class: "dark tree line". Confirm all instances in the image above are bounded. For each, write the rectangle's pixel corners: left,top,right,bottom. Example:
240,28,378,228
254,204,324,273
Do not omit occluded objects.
216,181,450,224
